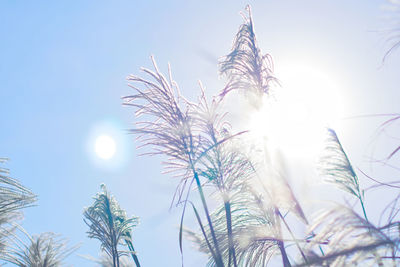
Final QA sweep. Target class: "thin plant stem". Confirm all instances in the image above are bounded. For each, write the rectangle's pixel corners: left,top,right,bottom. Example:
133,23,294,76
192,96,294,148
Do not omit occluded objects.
207,126,237,267
277,240,292,267
278,211,308,264
335,130,368,222
112,231,120,267
224,200,237,267
356,196,383,266
125,238,140,267
275,208,291,267
188,201,219,263
359,196,369,223
194,172,224,267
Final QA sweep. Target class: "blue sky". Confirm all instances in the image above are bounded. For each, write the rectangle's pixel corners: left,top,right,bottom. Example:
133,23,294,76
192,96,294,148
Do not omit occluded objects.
1,1,400,266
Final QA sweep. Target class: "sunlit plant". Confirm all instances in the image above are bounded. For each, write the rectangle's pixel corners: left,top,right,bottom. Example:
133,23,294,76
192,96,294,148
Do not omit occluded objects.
0,158,36,261
124,5,400,267
0,229,75,267
0,159,77,267
83,184,140,267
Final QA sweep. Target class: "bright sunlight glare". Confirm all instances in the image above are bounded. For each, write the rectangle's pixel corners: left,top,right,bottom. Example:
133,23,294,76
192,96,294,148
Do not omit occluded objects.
95,135,116,160
250,64,345,158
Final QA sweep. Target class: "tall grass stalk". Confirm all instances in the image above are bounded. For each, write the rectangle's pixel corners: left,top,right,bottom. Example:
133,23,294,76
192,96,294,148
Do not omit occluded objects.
123,56,239,266
83,184,139,267
319,128,369,222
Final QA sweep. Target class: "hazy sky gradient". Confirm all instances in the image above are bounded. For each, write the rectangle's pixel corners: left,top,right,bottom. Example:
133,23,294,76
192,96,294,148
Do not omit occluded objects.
1,1,400,266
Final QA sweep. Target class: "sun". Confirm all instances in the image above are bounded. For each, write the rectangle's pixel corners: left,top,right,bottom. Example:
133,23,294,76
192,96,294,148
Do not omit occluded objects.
95,135,116,160
249,63,345,158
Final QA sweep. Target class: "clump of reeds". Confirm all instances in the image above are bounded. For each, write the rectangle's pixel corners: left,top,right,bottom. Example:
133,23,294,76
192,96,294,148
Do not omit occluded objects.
124,5,400,267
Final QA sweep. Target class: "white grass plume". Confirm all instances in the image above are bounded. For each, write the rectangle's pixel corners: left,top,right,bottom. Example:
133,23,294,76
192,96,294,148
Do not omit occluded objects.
318,129,364,200
300,206,395,266
83,184,139,267
219,5,277,106
0,230,76,267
